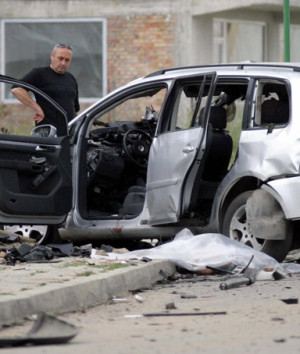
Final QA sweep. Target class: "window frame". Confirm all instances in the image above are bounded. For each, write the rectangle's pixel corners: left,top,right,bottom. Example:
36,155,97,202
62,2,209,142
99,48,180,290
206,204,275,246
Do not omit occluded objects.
213,18,267,63
247,78,290,130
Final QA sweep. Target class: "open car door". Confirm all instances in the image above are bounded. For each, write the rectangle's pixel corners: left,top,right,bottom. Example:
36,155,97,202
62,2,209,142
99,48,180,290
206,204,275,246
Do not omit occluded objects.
146,73,216,225
0,75,72,225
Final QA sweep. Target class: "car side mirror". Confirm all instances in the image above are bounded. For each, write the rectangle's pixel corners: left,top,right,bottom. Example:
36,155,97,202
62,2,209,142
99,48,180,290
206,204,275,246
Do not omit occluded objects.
31,125,57,138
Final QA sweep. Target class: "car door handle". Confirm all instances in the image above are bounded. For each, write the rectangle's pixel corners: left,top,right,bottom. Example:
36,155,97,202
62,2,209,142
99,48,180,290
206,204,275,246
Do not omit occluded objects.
36,145,56,152
182,145,195,153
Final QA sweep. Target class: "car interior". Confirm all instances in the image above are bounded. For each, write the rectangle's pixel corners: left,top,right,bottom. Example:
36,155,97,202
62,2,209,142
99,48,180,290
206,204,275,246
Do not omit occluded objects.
78,87,166,220
78,80,251,224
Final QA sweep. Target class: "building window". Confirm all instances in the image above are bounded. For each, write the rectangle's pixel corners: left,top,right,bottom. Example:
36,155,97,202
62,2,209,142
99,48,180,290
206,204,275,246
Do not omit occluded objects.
1,19,106,102
213,19,266,63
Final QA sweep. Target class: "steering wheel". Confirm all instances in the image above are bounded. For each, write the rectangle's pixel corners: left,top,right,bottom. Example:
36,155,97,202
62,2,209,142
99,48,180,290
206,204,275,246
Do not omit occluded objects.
123,129,152,168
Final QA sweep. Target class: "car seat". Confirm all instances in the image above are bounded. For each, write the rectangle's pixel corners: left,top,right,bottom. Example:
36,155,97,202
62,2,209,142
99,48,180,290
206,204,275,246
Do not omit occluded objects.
201,106,233,182
189,106,233,209
261,98,289,125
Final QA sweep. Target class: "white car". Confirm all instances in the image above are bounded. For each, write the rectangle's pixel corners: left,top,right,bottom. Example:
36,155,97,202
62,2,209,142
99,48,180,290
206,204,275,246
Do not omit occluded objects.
2,63,299,261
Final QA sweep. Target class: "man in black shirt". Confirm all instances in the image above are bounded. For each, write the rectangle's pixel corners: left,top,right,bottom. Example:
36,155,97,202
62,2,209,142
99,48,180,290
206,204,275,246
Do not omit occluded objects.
11,44,80,136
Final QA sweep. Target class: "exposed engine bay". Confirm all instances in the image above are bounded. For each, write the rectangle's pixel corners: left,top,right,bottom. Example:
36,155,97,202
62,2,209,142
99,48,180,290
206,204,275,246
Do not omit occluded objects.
85,107,158,218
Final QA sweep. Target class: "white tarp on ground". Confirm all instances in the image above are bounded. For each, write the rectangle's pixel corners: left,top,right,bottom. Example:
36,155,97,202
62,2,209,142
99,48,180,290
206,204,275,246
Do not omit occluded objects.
91,228,292,273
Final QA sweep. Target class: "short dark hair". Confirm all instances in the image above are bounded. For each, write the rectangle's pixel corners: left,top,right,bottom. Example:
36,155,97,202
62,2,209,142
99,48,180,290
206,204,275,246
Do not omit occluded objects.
52,44,73,52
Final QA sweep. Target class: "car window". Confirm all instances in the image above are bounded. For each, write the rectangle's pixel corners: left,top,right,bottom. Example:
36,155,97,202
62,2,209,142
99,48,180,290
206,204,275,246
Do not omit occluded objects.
250,80,289,128
164,77,248,166
209,80,249,166
89,86,167,131
164,77,215,133
1,81,37,136
169,84,206,130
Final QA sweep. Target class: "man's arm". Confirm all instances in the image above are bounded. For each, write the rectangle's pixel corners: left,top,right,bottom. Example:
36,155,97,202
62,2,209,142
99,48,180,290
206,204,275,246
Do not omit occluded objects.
11,87,45,123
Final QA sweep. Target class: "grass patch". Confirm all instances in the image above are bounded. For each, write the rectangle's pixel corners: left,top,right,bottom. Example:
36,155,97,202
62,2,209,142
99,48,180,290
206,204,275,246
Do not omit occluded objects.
63,261,87,268
91,263,130,271
0,292,14,296
63,261,131,273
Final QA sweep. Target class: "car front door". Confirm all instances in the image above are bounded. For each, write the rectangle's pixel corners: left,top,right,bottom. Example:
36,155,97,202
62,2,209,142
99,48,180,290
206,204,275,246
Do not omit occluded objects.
146,73,216,225
0,75,72,225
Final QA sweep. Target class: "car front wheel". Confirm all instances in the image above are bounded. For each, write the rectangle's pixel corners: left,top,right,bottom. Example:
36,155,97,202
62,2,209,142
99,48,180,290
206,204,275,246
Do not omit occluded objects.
222,190,293,262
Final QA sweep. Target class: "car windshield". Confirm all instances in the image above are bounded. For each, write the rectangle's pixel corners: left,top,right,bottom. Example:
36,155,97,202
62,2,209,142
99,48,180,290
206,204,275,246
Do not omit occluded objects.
90,86,167,130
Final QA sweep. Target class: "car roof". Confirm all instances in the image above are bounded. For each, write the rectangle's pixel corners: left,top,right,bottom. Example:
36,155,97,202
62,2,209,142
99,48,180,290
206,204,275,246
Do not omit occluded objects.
143,62,300,81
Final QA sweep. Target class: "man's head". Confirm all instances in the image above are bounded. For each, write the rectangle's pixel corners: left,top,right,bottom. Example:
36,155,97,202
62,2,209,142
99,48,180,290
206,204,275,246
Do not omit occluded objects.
50,44,73,74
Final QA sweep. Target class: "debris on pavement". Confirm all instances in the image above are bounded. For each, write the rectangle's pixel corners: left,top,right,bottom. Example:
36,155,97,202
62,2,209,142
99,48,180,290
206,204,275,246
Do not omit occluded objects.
2,225,300,296
218,258,286,290
1,239,93,265
124,311,227,318
284,249,300,262
0,229,35,244
134,294,144,303
0,233,20,244
94,245,129,257
165,302,177,310
281,298,298,305
219,274,254,290
0,313,78,347
111,297,128,303
4,245,54,265
46,243,74,256
180,294,197,299
88,228,300,291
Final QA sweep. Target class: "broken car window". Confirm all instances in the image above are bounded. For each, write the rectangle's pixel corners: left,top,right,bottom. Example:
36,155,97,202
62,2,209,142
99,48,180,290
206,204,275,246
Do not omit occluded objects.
251,80,290,128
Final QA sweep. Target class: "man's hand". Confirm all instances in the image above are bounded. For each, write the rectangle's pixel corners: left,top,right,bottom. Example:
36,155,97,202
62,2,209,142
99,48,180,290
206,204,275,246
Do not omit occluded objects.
33,107,45,123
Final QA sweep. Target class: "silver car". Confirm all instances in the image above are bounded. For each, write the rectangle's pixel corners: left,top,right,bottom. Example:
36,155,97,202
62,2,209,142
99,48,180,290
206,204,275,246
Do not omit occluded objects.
1,63,299,261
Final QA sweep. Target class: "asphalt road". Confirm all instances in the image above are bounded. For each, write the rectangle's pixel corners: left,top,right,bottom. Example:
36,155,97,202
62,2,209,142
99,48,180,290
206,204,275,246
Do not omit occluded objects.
1,270,300,354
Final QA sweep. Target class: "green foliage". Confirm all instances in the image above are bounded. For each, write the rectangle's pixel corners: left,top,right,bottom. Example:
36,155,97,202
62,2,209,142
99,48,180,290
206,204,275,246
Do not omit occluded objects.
91,263,130,271
63,261,87,268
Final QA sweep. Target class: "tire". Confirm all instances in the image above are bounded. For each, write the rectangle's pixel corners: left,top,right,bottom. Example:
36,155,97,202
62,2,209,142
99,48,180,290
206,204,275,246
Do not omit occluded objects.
1,224,60,245
222,191,293,262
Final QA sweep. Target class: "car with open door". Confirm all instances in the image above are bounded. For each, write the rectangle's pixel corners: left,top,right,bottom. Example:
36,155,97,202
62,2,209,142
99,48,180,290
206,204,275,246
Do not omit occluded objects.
2,63,300,262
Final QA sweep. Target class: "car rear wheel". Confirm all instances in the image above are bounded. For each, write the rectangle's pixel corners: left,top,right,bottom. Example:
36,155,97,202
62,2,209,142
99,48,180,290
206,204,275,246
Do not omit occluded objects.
222,191,293,262
1,224,58,245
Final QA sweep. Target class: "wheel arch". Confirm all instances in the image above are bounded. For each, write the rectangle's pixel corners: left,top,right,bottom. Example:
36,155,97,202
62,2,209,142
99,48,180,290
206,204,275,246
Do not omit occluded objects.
262,177,300,220
220,189,293,261
218,176,260,229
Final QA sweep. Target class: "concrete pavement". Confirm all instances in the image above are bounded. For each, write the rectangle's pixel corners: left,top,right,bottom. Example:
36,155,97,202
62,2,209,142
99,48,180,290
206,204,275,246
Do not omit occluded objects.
0,256,176,326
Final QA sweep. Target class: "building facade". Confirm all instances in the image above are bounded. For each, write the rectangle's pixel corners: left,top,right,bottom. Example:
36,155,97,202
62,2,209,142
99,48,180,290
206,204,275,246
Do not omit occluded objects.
1,0,300,132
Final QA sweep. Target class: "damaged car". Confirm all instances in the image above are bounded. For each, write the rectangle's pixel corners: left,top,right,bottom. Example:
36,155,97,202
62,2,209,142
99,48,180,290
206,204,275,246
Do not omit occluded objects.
0,62,299,261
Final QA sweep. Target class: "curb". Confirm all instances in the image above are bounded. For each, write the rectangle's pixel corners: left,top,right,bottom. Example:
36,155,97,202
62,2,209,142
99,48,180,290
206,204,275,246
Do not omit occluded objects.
0,260,176,326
